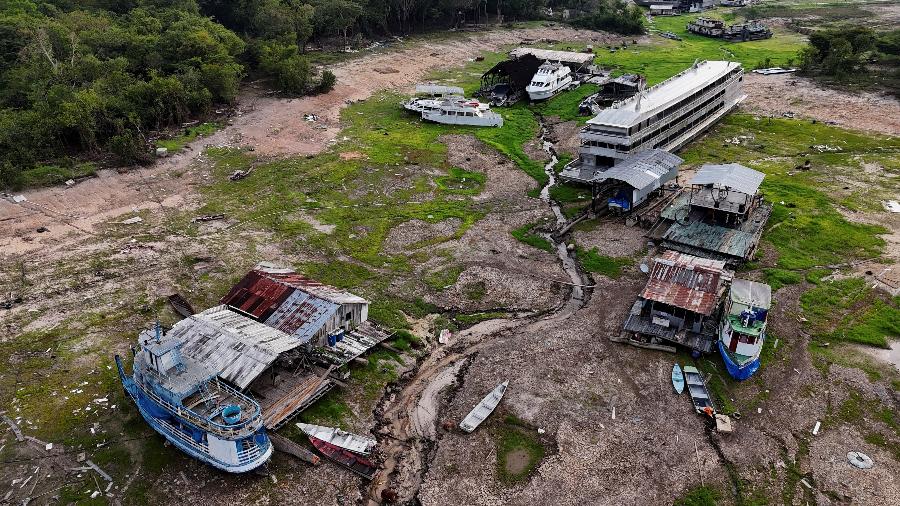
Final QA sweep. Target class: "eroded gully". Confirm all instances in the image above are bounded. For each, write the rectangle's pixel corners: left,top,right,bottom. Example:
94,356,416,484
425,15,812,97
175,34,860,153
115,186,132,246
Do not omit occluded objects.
365,117,590,504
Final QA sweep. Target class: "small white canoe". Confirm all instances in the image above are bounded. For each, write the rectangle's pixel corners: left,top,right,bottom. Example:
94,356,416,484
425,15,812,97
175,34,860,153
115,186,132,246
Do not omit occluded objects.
672,364,685,395
460,380,508,433
296,422,376,456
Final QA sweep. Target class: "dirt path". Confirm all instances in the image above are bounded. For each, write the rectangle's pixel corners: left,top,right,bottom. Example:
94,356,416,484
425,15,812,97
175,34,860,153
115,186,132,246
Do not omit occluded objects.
742,72,900,136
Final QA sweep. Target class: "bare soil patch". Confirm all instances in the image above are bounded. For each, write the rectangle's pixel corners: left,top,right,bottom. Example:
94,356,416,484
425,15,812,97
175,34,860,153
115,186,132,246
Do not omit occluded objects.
742,73,900,136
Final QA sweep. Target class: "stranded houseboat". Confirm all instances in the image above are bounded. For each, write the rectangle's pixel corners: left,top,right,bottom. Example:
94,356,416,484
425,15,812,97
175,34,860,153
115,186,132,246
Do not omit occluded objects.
115,325,272,473
526,61,574,101
718,279,771,380
422,98,503,127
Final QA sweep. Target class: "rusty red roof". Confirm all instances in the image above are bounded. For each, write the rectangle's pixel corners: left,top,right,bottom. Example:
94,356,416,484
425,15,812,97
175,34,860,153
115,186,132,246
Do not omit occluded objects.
640,251,733,316
222,268,367,344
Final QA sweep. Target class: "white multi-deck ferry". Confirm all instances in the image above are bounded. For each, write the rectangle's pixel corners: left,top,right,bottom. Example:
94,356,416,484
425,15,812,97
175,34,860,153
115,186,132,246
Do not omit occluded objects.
562,60,746,183
526,61,574,101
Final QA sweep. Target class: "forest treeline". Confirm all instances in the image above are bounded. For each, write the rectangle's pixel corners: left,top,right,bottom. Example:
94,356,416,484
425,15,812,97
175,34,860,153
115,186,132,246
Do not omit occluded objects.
0,0,644,189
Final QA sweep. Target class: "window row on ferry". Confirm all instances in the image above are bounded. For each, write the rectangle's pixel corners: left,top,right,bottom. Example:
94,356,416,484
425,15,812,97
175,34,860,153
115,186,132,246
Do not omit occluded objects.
583,88,728,149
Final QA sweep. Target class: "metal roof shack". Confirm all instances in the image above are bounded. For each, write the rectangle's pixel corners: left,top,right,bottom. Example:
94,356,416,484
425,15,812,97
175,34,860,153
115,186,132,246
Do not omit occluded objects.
222,264,368,345
161,305,303,390
564,149,682,212
659,163,771,265
596,149,682,189
690,163,764,197
641,251,733,316
508,48,595,67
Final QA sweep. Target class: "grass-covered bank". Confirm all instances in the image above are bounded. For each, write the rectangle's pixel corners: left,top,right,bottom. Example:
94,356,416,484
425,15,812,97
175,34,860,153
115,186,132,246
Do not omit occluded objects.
603,14,805,84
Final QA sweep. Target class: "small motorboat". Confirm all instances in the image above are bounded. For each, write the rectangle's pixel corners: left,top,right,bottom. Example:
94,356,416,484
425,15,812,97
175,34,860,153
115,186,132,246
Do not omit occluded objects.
296,422,376,455
460,380,508,432
672,364,685,394
309,436,378,480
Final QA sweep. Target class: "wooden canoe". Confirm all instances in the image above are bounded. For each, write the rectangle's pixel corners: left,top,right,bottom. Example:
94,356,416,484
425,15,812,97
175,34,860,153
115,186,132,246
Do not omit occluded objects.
460,380,508,433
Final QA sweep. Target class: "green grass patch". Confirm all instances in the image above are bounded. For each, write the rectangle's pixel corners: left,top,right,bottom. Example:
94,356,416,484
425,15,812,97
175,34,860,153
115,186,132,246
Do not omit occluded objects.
549,181,591,203
454,311,508,325
156,122,220,152
763,268,803,292
532,84,599,122
16,162,96,188
496,416,546,483
603,14,804,84
800,278,900,348
435,167,486,194
675,485,721,506
511,222,553,252
577,247,631,278
462,280,487,301
424,265,464,290
298,390,352,426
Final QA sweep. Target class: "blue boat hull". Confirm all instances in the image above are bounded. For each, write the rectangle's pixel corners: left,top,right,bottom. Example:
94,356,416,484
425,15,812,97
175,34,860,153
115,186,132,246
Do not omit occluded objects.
115,356,272,473
717,341,760,381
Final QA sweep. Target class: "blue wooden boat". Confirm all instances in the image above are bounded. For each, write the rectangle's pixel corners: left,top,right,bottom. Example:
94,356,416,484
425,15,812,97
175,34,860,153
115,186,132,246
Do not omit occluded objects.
115,324,272,473
718,279,771,381
672,364,685,394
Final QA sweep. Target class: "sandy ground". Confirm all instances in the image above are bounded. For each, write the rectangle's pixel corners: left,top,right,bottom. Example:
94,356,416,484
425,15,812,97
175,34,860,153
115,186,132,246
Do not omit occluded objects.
742,72,900,136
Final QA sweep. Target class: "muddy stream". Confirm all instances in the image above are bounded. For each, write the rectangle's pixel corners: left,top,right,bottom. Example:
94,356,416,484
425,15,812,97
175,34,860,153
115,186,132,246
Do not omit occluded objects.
366,118,590,504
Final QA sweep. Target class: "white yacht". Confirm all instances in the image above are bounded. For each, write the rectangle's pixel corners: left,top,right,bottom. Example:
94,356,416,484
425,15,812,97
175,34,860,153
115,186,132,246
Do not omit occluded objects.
422,98,503,127
526,61,574,101
402,84,465,115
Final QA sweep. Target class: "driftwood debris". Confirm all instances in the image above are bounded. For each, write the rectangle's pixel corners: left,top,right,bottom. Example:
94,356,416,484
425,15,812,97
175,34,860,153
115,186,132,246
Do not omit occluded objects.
270,433,321,466
1,413,24,441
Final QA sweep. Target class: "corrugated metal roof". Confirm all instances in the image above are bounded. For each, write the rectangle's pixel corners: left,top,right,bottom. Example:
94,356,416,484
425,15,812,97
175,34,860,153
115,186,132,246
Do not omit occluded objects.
690,163,764,196
593,149,682,188
641,251,733,315
264,289,339,344
663,220,757,260
509,47,595,65
170,305,303,390
587,61,741,128
222,267,367,342
255,264,367,304
730,279,771,309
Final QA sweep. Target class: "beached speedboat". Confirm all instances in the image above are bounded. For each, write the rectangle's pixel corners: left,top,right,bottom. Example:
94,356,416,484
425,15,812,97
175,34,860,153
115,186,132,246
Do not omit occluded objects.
115,325,272,473
422,98,503,127
718,279,771,380
402,84,466,114
526,61,574,101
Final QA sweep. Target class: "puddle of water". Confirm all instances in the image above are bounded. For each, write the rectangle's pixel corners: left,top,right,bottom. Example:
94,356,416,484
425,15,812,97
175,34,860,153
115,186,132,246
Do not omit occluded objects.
504,447,532,475
860,341,900,372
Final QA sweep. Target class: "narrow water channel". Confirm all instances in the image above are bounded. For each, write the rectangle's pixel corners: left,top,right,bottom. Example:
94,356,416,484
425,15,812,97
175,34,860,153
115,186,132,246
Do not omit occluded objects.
367,117,592,504
537,119,590,315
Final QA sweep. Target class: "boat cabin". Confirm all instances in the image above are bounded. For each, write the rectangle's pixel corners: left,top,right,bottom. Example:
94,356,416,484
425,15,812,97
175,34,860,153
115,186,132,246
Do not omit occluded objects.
721,279,771,355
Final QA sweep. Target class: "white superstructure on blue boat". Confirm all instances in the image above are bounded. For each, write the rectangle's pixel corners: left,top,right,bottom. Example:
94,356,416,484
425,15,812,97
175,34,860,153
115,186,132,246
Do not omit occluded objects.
115,324,272,473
